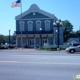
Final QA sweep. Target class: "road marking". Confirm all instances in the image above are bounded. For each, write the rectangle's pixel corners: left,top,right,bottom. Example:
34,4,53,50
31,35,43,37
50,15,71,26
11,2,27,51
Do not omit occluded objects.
0,61,80,65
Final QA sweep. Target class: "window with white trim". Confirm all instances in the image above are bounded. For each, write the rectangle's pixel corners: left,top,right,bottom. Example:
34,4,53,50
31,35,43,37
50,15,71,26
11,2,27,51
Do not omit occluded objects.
45,20,50,31
36,20,41,31
19,21,25,31
28,21,33,31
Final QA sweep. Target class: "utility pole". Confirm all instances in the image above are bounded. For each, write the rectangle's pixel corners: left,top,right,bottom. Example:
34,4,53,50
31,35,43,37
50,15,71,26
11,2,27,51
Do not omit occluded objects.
79,26,80,42
9,30,11,48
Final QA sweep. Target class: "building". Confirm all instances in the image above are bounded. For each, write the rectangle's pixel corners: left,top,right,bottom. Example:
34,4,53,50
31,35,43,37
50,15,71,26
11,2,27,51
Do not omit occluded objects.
15,4,63,48
67,33,80,44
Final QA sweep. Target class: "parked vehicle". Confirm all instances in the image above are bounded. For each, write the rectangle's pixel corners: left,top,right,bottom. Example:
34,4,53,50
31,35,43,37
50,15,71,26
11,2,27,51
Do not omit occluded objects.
0,43,9,49
69,43,80,47
66,45,80,53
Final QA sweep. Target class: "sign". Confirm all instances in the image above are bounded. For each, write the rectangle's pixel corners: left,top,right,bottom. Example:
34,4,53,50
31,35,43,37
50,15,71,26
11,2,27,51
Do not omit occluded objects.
74,74,80,80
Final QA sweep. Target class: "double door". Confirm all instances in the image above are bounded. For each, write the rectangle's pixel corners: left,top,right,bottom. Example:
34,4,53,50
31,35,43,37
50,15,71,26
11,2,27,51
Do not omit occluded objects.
42,39,47,44
29,38,34,47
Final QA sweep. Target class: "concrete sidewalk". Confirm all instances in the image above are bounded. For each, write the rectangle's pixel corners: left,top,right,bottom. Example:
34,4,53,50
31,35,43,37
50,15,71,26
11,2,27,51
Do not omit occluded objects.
0,48,66,53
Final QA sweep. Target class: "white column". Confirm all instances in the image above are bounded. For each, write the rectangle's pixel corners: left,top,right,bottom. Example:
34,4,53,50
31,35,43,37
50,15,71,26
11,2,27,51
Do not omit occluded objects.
53,37,55,45
34,37,36,48
27,37,29,47
16,37,18,48
47,37,49,44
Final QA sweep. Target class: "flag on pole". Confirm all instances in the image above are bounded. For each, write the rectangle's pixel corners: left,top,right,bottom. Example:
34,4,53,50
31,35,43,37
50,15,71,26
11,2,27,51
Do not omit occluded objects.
11,0,21,8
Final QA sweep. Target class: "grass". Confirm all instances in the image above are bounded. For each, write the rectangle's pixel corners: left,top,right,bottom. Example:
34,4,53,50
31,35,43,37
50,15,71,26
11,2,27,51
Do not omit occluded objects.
39,46,66,51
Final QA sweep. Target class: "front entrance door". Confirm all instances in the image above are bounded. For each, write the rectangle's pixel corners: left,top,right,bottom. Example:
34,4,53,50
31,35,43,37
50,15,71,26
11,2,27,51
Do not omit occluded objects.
29,38,34,47
42,39,47,45
18,37,21,47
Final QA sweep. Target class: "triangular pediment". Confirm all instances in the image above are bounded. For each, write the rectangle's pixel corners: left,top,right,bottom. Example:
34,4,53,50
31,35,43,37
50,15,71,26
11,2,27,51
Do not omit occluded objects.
15,4,57,20
20,12,50,19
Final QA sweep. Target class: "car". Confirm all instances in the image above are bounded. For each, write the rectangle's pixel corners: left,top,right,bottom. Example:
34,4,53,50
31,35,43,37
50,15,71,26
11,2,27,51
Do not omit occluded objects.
66,45,80,53
68,43,80,47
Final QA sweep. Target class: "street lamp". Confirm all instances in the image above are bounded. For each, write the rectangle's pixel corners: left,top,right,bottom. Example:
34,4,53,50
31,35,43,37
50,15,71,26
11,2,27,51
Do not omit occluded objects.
53,20,63,51
40,28,42,47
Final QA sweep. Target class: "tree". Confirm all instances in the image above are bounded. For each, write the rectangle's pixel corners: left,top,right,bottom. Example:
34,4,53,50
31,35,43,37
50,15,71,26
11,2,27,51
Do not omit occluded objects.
76,30,80,34
0,35,6,44
71,31,76,34
62,20,73,42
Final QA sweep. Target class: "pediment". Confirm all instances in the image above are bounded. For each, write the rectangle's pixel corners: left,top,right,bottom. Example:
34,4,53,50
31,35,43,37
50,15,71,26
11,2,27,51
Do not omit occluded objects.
20,12,50,19
15,4,57,20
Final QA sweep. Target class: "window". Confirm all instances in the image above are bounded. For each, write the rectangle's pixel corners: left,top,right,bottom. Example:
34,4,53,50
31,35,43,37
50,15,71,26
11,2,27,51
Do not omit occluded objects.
45,20,50,31
28,21,33,31
33,12,36,15
19,21,25,31
36,20,41,31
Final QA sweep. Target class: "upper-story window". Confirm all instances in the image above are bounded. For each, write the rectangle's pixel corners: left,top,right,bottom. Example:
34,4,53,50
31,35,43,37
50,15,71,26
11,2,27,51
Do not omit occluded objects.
45,20,50,31
36,20,41,31
19,21,25,31
28,21,33,31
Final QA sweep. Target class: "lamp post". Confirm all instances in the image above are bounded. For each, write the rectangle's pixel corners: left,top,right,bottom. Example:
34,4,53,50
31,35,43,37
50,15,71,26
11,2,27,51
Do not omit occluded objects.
40,28,42,47
53,20,62,51
9,30,11,48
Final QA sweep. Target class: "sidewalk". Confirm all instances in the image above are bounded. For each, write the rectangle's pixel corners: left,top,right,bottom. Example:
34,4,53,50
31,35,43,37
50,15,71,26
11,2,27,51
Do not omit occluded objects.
0,48,65,52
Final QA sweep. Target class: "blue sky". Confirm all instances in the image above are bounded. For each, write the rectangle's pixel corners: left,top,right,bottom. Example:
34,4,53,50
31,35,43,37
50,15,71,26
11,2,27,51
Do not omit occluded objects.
0,0,80,35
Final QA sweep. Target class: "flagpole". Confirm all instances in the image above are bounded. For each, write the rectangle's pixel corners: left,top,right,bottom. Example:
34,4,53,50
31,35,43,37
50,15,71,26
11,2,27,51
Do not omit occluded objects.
79,26,80,42
20,0,23,49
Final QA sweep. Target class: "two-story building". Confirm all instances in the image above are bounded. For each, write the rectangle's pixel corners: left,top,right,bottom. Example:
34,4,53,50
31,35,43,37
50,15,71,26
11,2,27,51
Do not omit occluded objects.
15,4,63,48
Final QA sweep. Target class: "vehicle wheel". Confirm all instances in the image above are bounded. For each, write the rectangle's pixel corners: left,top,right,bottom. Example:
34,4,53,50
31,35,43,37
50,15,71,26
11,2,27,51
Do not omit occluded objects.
69,49,75,53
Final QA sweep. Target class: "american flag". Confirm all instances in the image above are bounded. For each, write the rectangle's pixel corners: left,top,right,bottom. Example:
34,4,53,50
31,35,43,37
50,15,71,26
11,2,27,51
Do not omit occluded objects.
11,0,21,8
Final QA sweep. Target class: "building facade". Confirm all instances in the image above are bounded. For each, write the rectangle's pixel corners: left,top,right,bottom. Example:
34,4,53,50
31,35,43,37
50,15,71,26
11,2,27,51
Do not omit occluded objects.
15,4,63,48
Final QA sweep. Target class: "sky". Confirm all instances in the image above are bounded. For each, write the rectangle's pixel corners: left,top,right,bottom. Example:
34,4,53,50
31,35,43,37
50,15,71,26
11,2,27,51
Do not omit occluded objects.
0,0,80,35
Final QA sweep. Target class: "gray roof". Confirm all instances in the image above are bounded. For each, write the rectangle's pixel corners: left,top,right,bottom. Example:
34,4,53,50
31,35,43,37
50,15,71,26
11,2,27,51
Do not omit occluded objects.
15,4,58,20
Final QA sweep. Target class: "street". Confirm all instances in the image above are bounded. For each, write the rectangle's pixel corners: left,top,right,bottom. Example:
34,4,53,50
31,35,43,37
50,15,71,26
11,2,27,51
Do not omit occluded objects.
0,49,80,80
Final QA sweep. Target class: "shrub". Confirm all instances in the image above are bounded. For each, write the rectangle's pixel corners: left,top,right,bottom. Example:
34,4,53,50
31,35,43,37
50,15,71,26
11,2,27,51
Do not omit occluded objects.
39,46,44,50
9,45,15,49
60,48,66,50
49,47,57,51
0,45,5,49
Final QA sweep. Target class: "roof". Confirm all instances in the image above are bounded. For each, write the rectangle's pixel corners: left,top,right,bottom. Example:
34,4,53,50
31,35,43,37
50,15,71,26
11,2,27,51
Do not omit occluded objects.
69,34,80,38
69,40,79,43
15,4,58,20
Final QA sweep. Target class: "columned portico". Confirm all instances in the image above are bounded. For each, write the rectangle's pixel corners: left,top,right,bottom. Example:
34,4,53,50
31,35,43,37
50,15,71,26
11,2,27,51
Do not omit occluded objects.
16,34,54,48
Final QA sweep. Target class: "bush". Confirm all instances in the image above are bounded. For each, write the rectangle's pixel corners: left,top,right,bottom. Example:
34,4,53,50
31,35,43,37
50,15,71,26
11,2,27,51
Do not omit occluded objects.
0,45,5,49
39,46,66,51
49,47,57,51
9,45,15,49
40,47,57,51
39,46,44,50
60,48,66,50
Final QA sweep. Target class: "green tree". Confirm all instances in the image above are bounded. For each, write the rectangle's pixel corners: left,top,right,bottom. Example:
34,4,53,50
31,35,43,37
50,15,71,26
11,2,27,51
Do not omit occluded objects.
62,20,73,42
76,30,80,34
71,31,76,34
0,35,6,44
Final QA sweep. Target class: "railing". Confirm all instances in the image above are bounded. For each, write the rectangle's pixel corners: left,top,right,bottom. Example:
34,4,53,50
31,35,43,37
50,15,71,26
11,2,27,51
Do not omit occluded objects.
15,30,53,34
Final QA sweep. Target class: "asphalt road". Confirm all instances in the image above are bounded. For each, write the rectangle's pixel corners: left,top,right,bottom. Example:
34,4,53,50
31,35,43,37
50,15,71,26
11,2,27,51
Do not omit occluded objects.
0,49,80,80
